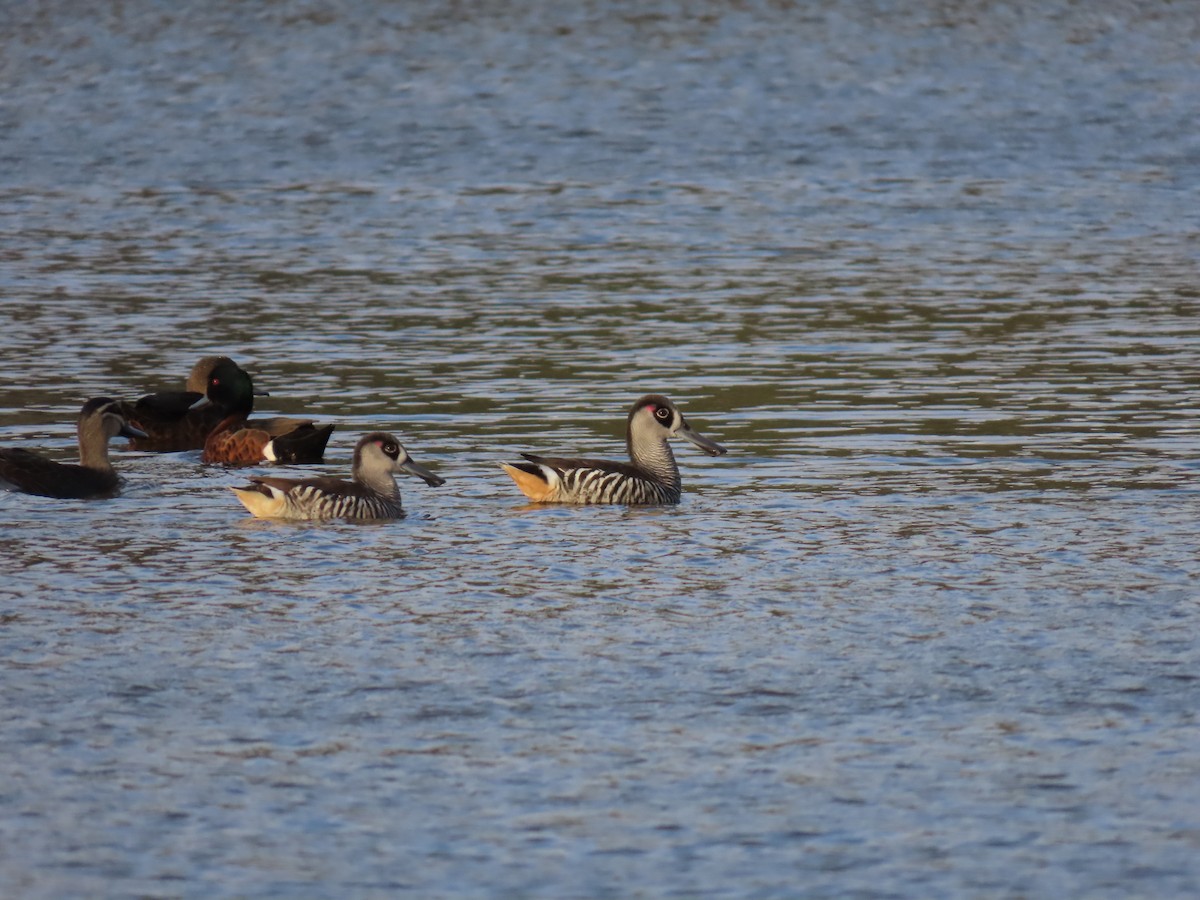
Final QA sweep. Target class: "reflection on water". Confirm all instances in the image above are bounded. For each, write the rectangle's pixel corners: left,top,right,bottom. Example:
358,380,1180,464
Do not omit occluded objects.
2,1,1200,898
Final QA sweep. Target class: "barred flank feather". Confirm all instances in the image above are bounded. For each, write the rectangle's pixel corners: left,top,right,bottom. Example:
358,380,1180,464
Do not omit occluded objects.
232,476,405,521
278,483,403,520
560,467,678,505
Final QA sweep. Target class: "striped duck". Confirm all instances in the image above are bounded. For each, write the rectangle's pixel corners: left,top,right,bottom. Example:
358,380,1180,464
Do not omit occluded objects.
501,394,726,505
230,431,445,520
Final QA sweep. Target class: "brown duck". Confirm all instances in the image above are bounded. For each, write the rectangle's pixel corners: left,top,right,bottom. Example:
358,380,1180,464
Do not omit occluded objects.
116,356,326,454
196,358,334,465
0,398,147,499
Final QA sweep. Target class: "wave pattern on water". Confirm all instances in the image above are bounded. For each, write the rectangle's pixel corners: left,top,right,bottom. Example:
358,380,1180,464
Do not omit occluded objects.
2,1,1200,898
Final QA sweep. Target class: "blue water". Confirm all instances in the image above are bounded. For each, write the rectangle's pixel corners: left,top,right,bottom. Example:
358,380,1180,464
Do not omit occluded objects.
2,2,1199,897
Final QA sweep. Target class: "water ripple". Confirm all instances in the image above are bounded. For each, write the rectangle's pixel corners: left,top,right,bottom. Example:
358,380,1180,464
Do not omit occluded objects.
3,2,1200,898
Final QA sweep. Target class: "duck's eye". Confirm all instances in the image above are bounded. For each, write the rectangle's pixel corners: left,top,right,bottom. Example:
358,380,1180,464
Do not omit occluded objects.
654,406,672,421
384,443,399,456
211,378,220,387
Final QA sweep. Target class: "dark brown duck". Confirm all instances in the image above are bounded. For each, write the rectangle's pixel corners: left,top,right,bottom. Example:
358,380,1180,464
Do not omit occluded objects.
114,356,236,452
117,355,332,455
0,398,147,499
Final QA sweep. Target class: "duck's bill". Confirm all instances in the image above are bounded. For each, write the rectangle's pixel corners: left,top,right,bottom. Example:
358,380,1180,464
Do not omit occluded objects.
679,423,727,456
121,421,150,439
401,458,446,487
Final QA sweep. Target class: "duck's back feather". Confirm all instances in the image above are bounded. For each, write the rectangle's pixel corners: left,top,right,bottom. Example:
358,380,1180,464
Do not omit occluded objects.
0,449,120,499
132,390,203,418
520,453,644,480
115,393,224,452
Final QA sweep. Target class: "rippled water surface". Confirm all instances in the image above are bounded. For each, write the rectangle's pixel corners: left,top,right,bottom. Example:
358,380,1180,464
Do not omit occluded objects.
2,2,1199,897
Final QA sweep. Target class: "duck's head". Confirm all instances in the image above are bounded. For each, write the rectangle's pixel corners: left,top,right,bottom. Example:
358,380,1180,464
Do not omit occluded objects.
627,394,726,456
189,358,257,413
79,397,149,442
354,432,446,487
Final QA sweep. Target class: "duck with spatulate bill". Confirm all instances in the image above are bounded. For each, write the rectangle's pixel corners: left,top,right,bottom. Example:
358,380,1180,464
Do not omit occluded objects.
230,432,445,520
195,358,334,465
0,398,147,499
500,394,726,505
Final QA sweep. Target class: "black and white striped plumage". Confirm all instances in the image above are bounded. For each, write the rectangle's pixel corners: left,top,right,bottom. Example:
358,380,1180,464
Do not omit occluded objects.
230,431,445,520
501,394,726,505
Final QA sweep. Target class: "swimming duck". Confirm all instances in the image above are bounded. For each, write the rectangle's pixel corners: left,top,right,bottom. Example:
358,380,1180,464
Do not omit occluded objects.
501,394,726,505
0,398,147,499
195,358,334,465
113,356,250,452
230,431,445,520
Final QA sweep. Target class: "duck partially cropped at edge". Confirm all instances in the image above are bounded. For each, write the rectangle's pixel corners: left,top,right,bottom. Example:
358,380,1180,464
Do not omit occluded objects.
0,398,147,499
194,358,334,465
230,432,445,520
116,356,332,455
500,394,727,505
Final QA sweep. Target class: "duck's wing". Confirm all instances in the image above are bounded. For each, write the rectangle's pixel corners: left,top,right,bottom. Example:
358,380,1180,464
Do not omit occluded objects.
519,453,643,480
134,390,203,419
